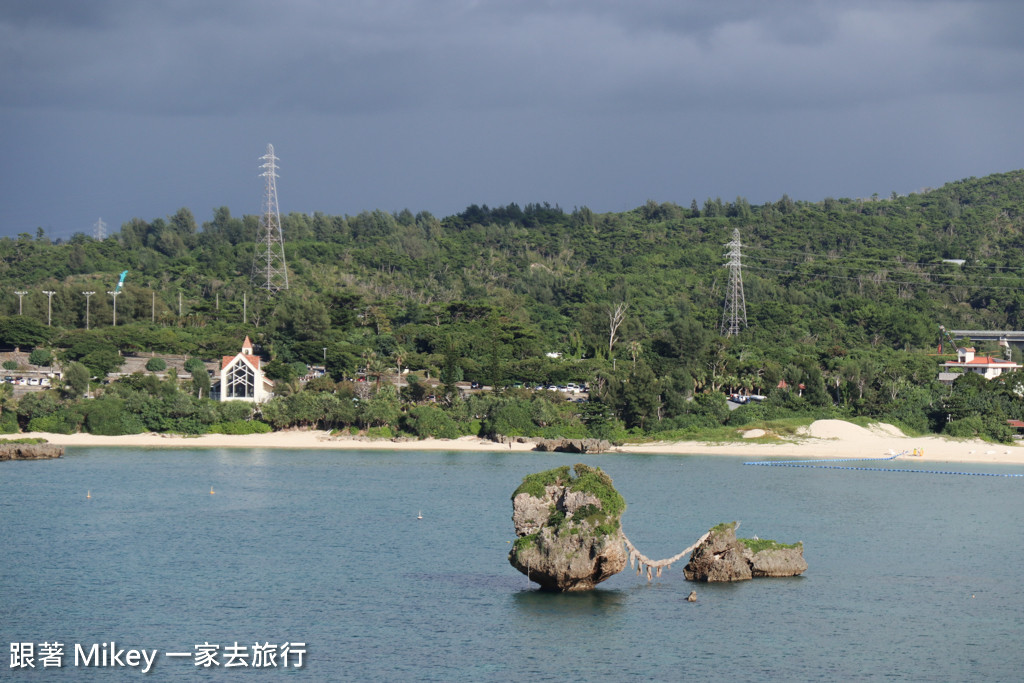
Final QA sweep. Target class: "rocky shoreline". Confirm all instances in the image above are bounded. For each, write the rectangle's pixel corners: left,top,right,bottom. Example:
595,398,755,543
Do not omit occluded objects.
492,434,613,453
0,442,64,460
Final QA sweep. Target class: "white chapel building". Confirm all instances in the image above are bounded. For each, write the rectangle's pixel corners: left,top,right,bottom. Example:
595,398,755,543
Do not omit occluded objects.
217,336,274,403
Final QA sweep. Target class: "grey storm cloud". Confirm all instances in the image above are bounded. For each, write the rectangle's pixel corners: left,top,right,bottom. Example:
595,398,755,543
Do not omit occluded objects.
1,0,1023,237
4,0,1022,115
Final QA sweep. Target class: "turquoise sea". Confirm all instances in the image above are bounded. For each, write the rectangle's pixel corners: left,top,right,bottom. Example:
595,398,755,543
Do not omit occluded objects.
2,447,1022,681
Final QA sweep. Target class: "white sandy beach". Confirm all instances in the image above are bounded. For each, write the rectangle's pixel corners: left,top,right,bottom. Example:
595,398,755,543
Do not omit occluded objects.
19,419,1024,466
621,420,1024,466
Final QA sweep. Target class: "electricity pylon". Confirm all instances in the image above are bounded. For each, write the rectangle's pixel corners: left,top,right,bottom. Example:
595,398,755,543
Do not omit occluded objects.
251,144,288,293
719,228,748,337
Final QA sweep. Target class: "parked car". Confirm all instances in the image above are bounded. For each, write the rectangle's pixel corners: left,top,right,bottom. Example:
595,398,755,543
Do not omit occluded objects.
28,377,39,386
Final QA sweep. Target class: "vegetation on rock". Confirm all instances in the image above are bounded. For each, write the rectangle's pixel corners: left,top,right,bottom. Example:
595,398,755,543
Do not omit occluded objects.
738,538,803,554
512,466,572,500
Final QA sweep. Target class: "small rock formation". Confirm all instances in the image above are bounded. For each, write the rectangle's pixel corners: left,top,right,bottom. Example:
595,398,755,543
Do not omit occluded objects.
508,463,627,591
745,543,808,578
683,523,752,581
687,590,697,602
683,522,806,582
532,438,612,454
0,442,63,460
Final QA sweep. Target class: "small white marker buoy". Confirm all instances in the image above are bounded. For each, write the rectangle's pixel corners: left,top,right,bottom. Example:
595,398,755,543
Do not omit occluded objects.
86,490,91,499
417,510,423,520
210,486,215,495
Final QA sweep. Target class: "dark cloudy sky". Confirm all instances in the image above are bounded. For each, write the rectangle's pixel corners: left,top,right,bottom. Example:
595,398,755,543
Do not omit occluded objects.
2,0,1023,238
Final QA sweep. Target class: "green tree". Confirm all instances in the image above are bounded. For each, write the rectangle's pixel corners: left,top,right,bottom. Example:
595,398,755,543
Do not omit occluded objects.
360,384,400,428
62,361,90,398
0,383,15,433
192,365,211,399
28,348,53,366
84,396,144,435
0,316,51,349
80,349,124,378
619,362,661,430
403,404,459,439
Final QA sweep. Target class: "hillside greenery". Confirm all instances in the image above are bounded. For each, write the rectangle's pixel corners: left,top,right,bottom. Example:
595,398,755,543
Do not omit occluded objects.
4,171,1024,441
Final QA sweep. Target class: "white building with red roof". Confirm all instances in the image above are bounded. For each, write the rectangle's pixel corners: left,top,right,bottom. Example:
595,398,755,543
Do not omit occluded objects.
939,347,1021,384
217,336,274,403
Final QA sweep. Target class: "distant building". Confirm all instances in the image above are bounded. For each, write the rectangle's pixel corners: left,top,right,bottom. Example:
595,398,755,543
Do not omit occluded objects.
939,347,1021,384
216,336,274,403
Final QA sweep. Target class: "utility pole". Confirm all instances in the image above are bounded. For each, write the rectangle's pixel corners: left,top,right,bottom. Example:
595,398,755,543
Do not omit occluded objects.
243,291,247,325
82,291,95,329
108,290,121,326
251,144,289,293
178,291,183,318
719,228,748,337
42,290,55,326
151,292,155,323
14,291,27,315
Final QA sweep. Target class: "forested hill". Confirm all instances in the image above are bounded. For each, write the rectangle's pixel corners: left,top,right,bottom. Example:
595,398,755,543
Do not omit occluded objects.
3,170,1024,404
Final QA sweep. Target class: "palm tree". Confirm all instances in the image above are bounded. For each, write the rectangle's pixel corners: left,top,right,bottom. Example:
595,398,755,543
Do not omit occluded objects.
392,346,407,378
629,340,642,367
366,352,387,390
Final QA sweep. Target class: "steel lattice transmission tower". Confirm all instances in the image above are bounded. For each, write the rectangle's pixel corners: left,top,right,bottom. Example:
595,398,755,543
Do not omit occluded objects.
251,144,288,293
719,228,748,337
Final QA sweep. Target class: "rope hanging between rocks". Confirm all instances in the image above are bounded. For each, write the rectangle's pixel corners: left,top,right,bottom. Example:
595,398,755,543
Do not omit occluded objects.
622,530,712,581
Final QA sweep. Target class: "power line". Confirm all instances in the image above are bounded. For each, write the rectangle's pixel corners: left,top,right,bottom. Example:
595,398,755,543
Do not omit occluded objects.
744,265,1024,292
745,255,1024,282
745,248,1024,272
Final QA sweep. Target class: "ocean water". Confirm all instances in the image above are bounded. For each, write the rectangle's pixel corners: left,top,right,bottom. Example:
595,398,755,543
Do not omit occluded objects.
2,448,1022,681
